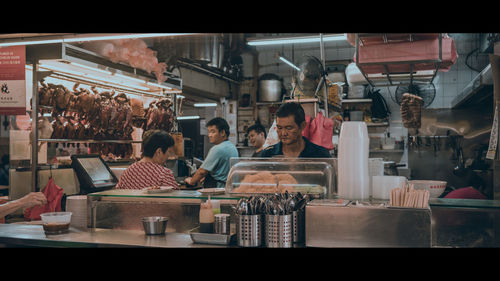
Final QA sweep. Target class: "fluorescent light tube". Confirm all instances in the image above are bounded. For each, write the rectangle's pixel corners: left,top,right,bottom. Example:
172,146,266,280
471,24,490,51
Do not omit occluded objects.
279,57,301,71
248,34,347,46
193,103,218,107
176,116,200,120
38,63,151,91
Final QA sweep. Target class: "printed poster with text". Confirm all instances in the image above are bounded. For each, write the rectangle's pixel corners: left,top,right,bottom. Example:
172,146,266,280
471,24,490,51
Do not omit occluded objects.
0,45,26,115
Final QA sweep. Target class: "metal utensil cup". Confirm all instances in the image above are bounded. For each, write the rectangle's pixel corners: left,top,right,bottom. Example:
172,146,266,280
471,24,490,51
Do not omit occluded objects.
142,216,168,235
214,214,231,235
265,214,293,248
292,209,305,243
237,214,263,247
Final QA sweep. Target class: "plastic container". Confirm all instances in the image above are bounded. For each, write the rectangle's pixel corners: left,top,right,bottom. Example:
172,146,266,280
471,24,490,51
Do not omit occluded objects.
372,176,407,200
40,212,72,234
226,158,335,197
338,121,370,200
211,200,221,215
350,111,364,121
345,63,368,85
199,200,215,233
347,85,366,99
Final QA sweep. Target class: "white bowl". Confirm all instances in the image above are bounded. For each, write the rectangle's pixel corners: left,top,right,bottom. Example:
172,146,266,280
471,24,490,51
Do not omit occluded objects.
408,180,447,198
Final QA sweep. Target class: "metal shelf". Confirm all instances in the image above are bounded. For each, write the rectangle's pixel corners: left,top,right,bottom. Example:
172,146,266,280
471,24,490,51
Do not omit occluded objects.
451,64,493,109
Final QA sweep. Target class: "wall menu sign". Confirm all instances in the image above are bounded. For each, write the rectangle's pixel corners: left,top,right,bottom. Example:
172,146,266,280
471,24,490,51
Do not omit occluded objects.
0,45,26,115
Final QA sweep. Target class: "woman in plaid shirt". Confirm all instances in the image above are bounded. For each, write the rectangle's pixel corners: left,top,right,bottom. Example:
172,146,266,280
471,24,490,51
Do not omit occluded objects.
116,130,179,190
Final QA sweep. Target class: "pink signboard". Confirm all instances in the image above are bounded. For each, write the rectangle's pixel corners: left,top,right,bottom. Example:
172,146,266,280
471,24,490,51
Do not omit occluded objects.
0,45,26,115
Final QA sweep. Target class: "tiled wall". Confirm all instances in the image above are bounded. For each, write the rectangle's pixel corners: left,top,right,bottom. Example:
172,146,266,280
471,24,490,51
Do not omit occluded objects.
255,33,490,111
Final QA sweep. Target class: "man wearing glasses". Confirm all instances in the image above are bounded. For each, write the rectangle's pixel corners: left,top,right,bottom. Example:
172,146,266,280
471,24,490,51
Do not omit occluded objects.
260,102,331,158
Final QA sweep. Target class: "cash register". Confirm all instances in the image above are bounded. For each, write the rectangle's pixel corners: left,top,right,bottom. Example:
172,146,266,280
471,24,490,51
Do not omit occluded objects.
71,154,118,194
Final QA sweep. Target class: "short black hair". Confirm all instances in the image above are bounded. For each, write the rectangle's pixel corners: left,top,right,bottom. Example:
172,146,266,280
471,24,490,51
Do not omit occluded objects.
276,102,305,126
247,123,267,138
142,130,175,158
207,117,230,138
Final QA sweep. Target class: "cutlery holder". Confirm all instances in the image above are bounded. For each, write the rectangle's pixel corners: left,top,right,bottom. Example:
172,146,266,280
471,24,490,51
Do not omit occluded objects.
265,214,293,248
293,210,305,243
237,214,263,247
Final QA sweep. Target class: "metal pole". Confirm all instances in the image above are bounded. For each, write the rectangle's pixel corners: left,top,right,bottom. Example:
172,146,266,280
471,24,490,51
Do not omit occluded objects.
31,60,39,192
319,33,328,118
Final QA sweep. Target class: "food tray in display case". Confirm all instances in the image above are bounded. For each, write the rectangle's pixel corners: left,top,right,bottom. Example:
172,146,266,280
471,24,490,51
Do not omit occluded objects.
226,158,336,197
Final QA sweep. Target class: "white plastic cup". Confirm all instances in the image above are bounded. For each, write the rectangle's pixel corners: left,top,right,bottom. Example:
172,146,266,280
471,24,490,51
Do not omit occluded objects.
372,176,407,200
211,200,221,215
338,121,370,200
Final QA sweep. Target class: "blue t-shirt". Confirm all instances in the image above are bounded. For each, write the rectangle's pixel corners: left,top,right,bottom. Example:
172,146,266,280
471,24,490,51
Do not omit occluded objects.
200,140,239,187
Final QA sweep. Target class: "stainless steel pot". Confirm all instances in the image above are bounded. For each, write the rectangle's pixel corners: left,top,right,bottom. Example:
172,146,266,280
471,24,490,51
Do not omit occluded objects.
259,80,282,102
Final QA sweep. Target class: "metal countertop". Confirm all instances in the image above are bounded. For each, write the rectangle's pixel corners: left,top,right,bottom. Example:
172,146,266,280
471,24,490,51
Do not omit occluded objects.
0,224,227,248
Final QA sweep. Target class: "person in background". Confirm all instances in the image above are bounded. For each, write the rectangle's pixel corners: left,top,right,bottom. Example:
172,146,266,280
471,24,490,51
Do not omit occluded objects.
185,117,239,188
115,130,179,190
260,102,331,158
0,192,47,219
247,123,267,157
0,154,9,186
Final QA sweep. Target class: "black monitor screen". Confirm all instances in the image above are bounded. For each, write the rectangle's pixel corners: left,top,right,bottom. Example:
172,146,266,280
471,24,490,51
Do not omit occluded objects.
75,157,115,183
71,154,118,193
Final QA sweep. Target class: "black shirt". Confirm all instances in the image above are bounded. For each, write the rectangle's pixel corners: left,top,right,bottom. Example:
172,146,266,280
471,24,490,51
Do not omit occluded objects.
260,136,331,158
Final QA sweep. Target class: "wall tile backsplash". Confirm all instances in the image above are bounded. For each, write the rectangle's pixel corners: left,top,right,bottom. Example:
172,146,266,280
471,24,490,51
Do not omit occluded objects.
256,33,491,110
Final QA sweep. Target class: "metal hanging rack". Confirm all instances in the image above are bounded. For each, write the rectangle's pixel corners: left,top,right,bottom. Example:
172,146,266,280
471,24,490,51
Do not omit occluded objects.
26,43,183,192
354,33,443,88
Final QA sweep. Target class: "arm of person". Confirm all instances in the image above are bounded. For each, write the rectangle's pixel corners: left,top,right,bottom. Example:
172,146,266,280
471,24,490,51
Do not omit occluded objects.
185,145,221,186
0,192,47,218
185,168,209,186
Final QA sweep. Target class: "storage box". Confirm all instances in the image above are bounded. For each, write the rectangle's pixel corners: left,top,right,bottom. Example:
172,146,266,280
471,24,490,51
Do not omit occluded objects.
305,200,431,247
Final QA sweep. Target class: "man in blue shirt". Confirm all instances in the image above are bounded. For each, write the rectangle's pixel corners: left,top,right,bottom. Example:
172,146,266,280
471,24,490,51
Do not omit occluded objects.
261,102,331,158
185,117,239,188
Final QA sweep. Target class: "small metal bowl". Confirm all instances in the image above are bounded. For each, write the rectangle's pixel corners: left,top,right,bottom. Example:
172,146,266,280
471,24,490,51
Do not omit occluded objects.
142,216,168,235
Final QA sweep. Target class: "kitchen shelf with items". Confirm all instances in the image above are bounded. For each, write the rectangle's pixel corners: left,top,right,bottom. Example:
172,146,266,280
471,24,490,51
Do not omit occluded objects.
340,96,389,126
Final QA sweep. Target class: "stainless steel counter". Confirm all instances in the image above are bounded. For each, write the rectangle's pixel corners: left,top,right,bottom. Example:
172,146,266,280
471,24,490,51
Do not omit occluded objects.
0,224,227,248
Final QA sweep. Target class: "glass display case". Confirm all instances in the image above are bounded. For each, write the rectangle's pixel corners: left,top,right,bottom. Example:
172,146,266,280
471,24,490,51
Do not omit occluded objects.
226,158,336,197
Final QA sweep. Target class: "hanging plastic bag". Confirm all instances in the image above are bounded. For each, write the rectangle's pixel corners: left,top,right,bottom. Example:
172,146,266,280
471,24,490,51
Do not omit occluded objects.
24,178,63,221
263,119,280,149
308,112,334,150
302,114,312,139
